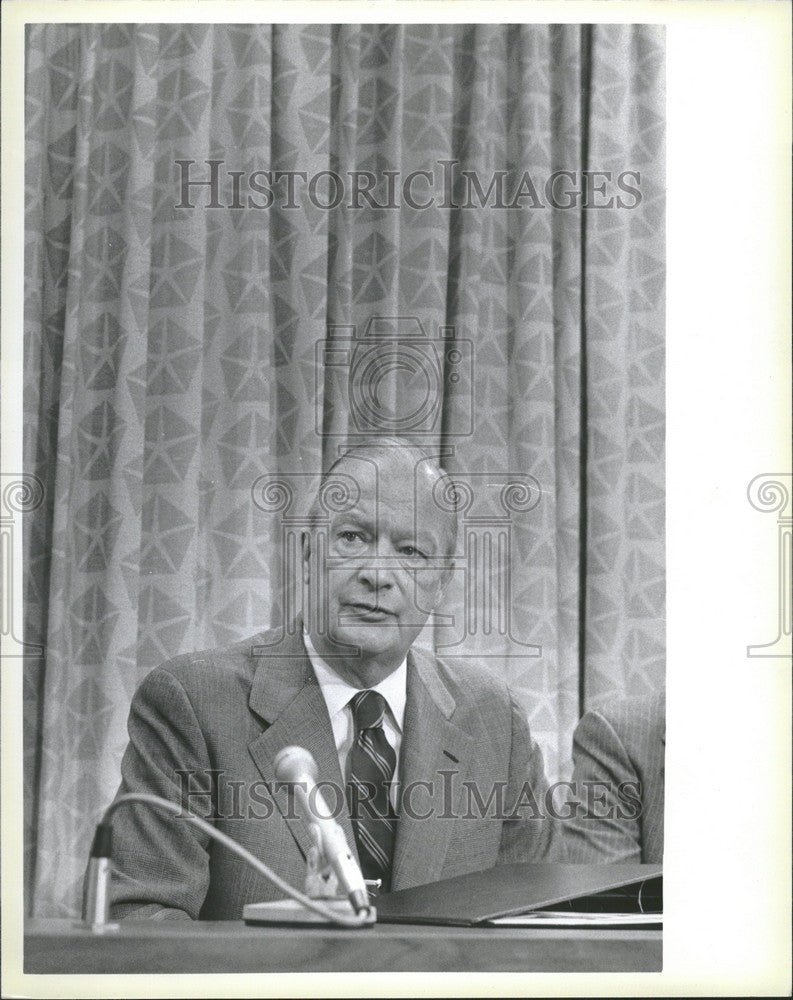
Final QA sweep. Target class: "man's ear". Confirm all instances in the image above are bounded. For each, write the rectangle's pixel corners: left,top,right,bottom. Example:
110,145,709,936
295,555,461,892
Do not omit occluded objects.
301,529,311,586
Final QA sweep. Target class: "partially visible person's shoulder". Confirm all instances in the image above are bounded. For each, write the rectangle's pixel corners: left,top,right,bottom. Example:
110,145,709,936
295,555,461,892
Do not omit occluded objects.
583,689,665,766
597,690,665,734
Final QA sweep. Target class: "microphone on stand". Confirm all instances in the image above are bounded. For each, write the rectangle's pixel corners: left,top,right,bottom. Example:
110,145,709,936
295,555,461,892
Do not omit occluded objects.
82,781,375,931
273,745,369,915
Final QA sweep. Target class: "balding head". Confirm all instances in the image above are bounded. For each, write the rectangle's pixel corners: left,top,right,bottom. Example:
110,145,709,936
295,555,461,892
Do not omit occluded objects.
310,436,458,558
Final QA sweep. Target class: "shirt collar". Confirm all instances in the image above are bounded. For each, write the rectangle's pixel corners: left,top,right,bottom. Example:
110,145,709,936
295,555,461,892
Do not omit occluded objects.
302,630,407,732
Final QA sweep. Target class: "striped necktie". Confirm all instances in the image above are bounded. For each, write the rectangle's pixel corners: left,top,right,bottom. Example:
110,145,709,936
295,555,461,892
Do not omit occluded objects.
347,689,397,889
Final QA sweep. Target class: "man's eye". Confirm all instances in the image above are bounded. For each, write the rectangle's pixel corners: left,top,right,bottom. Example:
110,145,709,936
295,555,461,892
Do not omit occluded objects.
400,545,426,560
338,530,364,544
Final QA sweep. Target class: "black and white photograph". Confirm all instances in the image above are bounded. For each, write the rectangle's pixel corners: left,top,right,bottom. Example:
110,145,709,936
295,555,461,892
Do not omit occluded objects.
2,1,789,996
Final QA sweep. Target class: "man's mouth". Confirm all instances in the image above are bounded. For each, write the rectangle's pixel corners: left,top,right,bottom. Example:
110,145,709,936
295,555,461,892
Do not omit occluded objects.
342,601,396,622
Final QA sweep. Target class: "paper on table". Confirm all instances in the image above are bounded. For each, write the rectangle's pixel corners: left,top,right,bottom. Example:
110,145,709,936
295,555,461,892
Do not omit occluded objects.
486,912,663,928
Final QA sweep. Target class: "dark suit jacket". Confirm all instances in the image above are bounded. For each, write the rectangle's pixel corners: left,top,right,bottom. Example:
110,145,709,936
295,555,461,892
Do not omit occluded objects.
565,691,665,864
108,622,565,919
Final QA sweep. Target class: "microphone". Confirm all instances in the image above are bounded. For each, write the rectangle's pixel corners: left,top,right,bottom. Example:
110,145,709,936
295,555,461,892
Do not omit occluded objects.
84,792,372,931
274,745,369,915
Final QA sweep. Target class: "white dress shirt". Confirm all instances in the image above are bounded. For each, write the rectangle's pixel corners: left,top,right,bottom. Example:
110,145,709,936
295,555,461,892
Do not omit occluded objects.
302,630,406,807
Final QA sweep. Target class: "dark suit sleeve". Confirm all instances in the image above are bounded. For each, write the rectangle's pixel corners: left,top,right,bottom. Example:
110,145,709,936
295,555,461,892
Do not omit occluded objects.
105,666,214,920
497,694,569,863
565,709,643,863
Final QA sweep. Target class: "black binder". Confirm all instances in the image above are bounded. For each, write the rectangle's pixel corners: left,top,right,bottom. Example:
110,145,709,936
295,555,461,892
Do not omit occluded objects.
374,863,662,926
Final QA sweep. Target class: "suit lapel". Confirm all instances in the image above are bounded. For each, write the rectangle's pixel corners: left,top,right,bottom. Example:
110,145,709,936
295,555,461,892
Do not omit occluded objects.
246,625,356,863
245,627,473,889
391,649,473,891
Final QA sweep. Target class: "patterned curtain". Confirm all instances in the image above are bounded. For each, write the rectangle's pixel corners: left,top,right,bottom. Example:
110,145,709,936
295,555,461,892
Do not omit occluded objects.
23,23,665,917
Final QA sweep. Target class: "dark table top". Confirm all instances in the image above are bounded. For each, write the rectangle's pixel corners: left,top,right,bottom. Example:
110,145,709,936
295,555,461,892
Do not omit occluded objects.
25,918,662,974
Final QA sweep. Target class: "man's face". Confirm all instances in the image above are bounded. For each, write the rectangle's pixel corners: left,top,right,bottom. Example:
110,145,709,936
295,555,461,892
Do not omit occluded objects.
303,449,453,679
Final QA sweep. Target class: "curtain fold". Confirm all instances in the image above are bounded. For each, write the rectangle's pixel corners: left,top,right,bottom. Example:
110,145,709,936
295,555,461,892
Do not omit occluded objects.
23,23,665,917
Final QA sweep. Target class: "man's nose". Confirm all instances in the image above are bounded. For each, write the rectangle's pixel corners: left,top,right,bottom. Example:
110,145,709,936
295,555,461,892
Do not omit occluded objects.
355,546,397,589
356,561,395,590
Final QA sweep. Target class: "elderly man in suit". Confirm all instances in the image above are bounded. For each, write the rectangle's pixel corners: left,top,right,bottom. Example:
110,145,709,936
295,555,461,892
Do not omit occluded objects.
107,439,564,920
565,691,665,864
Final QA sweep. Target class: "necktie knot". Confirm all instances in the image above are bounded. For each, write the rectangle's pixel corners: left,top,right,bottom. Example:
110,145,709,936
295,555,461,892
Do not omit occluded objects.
350,689,387,731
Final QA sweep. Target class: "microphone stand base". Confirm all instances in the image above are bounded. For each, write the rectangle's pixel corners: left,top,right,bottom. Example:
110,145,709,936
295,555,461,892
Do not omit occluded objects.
243,899,376,927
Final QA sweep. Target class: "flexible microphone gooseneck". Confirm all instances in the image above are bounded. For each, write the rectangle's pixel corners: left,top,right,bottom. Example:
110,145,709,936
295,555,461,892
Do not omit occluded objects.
83,791,374,930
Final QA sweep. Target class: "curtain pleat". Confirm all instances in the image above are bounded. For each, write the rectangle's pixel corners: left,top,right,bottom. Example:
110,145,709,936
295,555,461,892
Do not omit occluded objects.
583,25,665,707
23,23,665,917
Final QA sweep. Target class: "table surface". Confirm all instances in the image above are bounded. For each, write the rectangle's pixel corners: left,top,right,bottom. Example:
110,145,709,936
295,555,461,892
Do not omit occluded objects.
25,918,662,974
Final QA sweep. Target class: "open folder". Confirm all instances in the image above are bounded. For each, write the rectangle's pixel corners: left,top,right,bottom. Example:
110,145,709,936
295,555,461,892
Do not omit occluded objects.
374,863,662,928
